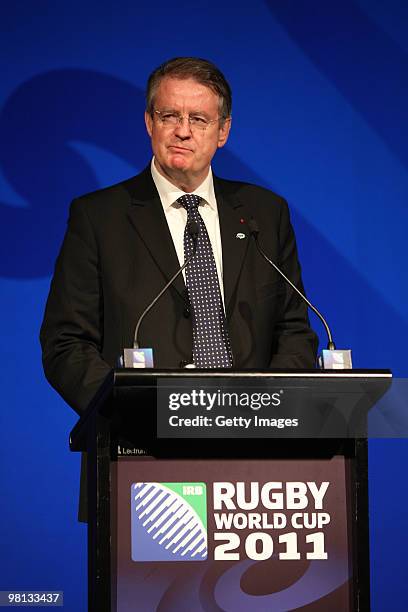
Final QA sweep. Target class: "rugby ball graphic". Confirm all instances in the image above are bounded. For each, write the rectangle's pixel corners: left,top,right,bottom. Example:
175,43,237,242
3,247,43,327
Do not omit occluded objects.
131,482,208,562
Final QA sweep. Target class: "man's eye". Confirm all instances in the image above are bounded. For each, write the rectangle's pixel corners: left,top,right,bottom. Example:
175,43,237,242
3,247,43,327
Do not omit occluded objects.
162,112,178,122
190,115,208,125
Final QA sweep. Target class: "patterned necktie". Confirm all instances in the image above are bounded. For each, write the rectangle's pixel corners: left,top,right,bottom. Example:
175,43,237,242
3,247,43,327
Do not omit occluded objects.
178,194,233,368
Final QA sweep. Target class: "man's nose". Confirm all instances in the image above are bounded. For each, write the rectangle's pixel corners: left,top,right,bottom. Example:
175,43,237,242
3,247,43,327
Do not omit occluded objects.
174,115,192,138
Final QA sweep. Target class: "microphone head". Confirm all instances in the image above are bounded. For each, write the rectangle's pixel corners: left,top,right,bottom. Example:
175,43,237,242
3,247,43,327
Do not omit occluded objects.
187,220,200,240
248,217,260,236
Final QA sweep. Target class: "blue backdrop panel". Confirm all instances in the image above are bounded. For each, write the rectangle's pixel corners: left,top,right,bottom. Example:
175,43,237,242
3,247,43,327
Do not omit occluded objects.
1,1,407,610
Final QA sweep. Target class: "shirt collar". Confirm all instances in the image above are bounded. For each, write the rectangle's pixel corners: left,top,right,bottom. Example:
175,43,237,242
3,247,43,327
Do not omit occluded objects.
150,157,217,211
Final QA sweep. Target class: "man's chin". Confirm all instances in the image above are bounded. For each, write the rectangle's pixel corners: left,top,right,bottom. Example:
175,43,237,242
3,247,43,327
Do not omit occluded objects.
168,154,190,171
154,157,199,189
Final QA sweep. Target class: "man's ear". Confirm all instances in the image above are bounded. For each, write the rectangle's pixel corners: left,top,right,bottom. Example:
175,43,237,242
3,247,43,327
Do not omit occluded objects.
145,111,153,137
217,117,231,149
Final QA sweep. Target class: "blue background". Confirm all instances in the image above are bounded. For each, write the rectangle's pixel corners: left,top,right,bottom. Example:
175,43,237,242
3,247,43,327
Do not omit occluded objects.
1,1,407,609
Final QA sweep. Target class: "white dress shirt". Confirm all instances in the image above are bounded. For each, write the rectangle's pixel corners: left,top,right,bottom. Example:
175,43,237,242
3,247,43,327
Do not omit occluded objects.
150,157,225,302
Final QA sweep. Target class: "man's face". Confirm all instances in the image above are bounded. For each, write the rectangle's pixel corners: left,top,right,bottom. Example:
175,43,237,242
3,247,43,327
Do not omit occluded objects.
145,77,231,191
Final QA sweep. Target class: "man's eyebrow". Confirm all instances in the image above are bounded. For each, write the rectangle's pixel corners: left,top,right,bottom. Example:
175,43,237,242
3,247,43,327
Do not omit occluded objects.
189,111,211,118
158,107,211,117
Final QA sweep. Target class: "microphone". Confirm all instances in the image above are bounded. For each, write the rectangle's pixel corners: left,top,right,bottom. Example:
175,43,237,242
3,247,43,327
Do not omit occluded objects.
120,220,199,368
248,218,352,369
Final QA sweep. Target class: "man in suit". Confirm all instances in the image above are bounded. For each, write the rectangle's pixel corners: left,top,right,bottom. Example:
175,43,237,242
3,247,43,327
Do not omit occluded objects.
40,57,318,417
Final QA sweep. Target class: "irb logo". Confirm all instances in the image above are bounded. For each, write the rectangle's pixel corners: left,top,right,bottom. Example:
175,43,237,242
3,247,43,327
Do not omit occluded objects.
131,482,207,562
183,485,203,496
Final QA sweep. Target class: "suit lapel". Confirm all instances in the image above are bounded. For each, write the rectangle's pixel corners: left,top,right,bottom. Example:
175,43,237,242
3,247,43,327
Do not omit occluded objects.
124,168,187,300
214,177,249,314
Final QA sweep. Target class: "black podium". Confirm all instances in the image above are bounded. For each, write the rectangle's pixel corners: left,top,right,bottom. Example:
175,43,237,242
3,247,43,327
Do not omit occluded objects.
70,369,391,612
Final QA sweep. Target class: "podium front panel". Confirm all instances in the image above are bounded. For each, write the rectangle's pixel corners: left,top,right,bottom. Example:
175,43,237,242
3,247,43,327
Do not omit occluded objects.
111,454,354,612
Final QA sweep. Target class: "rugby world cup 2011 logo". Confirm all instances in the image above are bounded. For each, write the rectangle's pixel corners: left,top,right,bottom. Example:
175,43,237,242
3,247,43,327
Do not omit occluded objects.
131,482,207,561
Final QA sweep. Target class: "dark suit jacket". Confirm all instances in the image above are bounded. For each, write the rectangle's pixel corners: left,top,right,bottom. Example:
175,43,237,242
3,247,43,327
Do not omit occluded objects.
40,166,318,415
